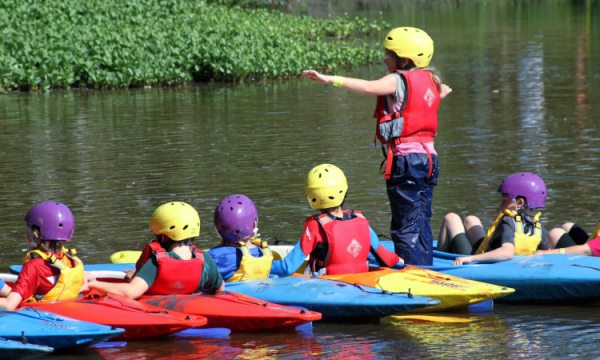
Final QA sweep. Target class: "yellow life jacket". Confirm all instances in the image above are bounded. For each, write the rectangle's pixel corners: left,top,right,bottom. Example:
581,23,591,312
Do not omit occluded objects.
475,210,542,256
23,247,84,302
227,238,273,282
593,220,600,238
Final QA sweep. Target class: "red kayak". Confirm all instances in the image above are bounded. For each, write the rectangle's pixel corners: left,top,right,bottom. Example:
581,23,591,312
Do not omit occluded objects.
22,291,207,340
139,291,321,332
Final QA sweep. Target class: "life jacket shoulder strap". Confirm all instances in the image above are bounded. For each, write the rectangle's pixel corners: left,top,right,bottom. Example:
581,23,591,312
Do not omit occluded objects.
475,212,510,255
316,213,333,225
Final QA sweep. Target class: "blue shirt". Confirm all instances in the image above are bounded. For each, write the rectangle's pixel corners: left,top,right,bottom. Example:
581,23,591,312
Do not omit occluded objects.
208,245,264,281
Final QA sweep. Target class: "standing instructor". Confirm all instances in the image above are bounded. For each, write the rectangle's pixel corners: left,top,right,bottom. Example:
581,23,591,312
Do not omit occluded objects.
302,27,450,265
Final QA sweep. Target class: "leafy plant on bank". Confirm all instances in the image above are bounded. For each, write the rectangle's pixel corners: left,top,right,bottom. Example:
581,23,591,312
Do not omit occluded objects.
0,0,386,92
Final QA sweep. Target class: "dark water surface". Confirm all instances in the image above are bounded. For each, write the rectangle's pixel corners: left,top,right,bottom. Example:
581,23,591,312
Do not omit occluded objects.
1,0,599,358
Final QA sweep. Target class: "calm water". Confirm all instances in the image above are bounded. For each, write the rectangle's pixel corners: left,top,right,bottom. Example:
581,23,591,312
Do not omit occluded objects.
1,0,599,358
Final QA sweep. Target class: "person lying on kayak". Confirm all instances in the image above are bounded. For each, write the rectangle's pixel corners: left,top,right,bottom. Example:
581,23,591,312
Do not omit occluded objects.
535,220,600,256
208,194,273,282
85,201,224,298
436,173,550,265
539,220,600,251
0,201,85,310
271,163,402,276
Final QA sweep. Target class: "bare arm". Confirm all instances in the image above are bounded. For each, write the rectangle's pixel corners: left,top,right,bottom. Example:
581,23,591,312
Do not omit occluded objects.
453,243,515,265
0,292,23,311
302,70,397,96
87,276,149,299
535,244,593,256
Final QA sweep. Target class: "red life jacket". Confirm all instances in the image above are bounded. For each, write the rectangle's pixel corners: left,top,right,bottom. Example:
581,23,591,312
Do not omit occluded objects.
373,69,440,180
141,241,205,295
314,210,371,275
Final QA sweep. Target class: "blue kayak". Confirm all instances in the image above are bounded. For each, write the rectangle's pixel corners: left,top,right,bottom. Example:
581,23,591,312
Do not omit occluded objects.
371,240,600,303
0,338,53,359
0,308,124,350
226,276,439,320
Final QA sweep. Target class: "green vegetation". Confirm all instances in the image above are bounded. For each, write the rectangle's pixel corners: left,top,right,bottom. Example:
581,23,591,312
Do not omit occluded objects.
0,0,385,92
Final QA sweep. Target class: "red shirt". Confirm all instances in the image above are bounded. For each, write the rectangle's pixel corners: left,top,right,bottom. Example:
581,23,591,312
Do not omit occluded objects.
300,217,327,255
11,254,75,301
588,237,600,257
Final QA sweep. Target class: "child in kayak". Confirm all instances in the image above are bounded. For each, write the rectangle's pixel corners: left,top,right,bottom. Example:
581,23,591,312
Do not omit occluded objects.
535,220,600,256
208,194,273,282
0,201,85,310
271,163,402,276
436,173,550,265
302,27,451,266
86,201,223,297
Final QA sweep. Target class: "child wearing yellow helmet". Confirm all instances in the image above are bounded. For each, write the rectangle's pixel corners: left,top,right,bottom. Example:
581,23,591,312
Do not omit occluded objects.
302,27,451,266
86,201,224,298
271,164,402,276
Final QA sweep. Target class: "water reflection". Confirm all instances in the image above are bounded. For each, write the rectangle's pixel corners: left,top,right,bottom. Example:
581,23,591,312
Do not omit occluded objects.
1,0,600,358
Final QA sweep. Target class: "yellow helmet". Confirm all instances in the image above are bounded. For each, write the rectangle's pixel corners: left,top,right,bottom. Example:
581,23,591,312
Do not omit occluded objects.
305,164,348,210
382,27,434,68
149,201,200,241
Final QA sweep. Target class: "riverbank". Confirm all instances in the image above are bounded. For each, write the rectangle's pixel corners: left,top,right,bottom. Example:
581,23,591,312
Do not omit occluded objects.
0,0,385,92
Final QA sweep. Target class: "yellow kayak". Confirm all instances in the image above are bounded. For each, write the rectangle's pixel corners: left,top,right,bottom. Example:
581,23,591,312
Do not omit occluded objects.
110,250,141,264
321,266,514,312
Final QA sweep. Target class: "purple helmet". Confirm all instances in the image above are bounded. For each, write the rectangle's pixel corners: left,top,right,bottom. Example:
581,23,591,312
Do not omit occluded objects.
497,173,547,209
214,194,258,244
25,201,75,241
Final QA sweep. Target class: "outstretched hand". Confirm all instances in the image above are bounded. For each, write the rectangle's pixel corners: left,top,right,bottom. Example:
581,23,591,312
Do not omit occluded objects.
302,70,329,85
440,84,452,98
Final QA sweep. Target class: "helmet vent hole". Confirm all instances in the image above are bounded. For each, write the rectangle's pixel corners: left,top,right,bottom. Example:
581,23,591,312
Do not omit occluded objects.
417,53,423,57
170,225,176,230
235,230,240,233
387,36,393,40
312,198,316,202
58,223,63,228
183,225,188,230
328,196,335,200
230,206,234,211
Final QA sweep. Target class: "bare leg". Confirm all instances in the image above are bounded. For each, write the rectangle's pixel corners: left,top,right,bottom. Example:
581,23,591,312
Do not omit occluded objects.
437,213,466,252
548,228,566,248
464,215,485,245
561,222,575,232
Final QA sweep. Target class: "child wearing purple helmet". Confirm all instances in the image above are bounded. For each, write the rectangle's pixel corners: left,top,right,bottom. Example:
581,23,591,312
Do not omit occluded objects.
208,194,273,282
0,201,85,310
436,173,550,265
